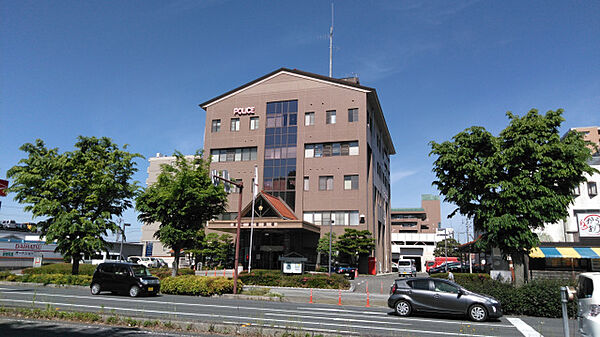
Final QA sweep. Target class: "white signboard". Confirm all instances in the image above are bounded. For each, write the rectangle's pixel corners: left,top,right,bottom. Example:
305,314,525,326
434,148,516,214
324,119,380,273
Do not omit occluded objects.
578,213,600,237
283,262,303,274
0,242,62,260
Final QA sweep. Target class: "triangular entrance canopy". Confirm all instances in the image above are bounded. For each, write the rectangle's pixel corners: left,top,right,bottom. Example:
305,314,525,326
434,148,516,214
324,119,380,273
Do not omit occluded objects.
239,191,297,220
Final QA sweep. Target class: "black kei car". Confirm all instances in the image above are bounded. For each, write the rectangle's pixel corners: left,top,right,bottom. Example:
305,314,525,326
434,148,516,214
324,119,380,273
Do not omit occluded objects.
388,277,502,322
90,262,160,297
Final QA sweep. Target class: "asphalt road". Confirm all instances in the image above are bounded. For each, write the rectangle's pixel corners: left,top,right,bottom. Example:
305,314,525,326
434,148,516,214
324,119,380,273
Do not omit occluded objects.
0,283,579,337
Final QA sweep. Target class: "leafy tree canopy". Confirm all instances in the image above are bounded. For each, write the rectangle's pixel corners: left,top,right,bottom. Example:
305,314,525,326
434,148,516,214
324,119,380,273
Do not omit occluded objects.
433,238,461,258
200,233,234,268
135,151,227,276
430,109,596,283
334,228,375,265
7,136,141,275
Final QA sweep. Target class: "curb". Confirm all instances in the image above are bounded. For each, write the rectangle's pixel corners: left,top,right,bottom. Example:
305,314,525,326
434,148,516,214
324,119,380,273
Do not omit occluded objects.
243,283,355,292
0,281,88,289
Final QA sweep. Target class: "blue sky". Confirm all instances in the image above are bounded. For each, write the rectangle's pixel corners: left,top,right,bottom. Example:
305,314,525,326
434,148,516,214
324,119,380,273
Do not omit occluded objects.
1,1,599,242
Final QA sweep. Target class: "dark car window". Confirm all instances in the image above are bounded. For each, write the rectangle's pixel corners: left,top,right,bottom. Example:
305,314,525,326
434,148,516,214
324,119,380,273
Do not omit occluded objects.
578,276,594,298
408,279,430,290
102,264,115,273
132,265,151,277
114,265,129,276
434,280,459,294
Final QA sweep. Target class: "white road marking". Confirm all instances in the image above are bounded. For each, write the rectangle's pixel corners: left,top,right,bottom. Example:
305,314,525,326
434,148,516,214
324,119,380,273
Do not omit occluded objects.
1,297,506,336
298,306,512,327
506,317,543,337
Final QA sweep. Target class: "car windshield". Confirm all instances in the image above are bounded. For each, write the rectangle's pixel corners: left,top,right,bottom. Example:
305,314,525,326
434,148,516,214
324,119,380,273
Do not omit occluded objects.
131,265,151,277
398,261,411,266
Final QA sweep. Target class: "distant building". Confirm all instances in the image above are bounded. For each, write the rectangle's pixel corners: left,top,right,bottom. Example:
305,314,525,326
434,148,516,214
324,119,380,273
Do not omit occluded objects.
530,155,600,277
566,126,600,154
390,194,449,271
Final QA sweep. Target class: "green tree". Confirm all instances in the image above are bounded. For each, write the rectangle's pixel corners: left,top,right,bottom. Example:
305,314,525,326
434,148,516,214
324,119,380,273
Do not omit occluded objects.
430,109,595,284
334,228,375,266
7,137,141,275
433,238,461,258
135,151,227,276
316,233,337,268
200,233,234,268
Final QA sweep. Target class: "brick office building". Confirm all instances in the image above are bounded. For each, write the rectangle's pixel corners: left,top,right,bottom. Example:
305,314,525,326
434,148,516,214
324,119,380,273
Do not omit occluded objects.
142,68,395,273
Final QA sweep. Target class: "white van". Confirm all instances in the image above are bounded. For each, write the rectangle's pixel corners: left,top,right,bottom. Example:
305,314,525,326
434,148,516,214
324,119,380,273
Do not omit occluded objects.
83,252,125,265
127,256,159,268
397,259,417,277
577,272,600,336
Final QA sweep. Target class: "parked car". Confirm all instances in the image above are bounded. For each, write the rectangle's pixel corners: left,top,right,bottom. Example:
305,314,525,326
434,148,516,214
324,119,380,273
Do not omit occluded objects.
397,259,417,277
425,257,459,273
388,277,502,322
428,262,461,274
577,272,600,336
127,256,159,268
335,264,357,280
391,262,399,272
90,262,160,297
150,257,168,268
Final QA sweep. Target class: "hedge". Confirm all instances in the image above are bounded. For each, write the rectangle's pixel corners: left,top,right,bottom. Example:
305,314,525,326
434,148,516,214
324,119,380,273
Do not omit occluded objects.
431,273,577,318
22,263,97,276
0,271,92,286
149,267,195,280
160,276,240,296
239,269,350,289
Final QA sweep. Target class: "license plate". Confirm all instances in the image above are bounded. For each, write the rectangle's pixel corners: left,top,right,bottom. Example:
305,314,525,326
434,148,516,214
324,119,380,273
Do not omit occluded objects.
148,287,154,292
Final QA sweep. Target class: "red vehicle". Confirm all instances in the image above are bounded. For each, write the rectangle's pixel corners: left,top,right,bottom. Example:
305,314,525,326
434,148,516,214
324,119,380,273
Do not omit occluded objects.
425,257,459,272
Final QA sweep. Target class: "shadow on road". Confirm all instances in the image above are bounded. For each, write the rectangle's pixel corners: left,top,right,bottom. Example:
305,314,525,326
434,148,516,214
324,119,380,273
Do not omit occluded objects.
0,320,144,336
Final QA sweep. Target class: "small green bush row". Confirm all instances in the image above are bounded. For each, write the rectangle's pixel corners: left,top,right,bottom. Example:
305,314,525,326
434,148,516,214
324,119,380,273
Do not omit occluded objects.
0,271,91,286
149,267,194,280
238,269,350,289
431,273,577,318
22,263,97,276
160,276,240,296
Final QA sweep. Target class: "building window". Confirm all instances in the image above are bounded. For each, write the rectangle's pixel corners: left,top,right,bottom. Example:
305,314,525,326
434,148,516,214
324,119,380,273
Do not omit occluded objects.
230,118,240,131
211,119,221,132
250,116,259,130
344,175,359,190
319,176,333,191
210,147,257,162
305,141,359,158
589,182,598,196
572,185,580,196
304,177,309,191
305,112,314,126
303,210,359,226
326,110,336,124
348,108,358,122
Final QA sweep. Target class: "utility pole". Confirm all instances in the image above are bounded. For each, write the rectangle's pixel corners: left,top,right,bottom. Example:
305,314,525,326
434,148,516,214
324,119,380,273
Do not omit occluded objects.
444,229,448,272
329,2,333,77
118,220,130,261
329,219,334,276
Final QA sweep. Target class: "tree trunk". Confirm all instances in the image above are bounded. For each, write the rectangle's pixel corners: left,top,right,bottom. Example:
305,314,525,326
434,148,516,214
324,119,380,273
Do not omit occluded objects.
172,249,180,277
316,252,321,269
71,257,80,275
510,252,529,286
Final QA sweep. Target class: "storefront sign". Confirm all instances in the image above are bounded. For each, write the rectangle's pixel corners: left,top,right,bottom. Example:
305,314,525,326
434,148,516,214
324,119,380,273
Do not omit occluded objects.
0,242,61,259
283,262,303,274
234,107,255,116
578,213,600,237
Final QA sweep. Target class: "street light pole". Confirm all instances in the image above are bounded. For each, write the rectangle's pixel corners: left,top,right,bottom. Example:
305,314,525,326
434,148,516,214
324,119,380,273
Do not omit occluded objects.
328,219,334,277
118,220,131,261
444,229,448,273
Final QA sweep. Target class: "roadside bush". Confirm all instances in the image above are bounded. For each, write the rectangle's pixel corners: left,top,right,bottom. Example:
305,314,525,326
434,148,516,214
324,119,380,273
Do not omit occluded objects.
431,272,577,318
22,263,97,276
149,267,194,280
19,273,92,286
239,269,350,289
160,276,240,296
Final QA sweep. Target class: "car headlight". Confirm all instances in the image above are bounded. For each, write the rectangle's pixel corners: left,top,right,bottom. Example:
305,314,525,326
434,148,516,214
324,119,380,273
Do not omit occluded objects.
140,279,149,285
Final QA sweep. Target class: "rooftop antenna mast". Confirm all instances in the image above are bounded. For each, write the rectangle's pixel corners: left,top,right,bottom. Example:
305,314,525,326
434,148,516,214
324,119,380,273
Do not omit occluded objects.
329,2,333,77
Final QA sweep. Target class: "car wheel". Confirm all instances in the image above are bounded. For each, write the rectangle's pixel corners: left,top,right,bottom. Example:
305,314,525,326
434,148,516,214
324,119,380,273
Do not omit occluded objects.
468,304,488,322
90,283,101,295
129,285,140,297
395,300,412,317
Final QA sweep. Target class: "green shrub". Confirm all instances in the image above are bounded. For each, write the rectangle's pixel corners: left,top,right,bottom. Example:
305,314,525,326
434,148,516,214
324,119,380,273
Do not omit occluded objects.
22,263,97,276
238,269,349,289
431,273,577,318
149,267,194,280
160,276,240,296
16,273,92,286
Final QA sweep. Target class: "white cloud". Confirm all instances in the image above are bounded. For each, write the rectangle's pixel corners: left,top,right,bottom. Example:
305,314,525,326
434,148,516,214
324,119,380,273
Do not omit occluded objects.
390,170,417,183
